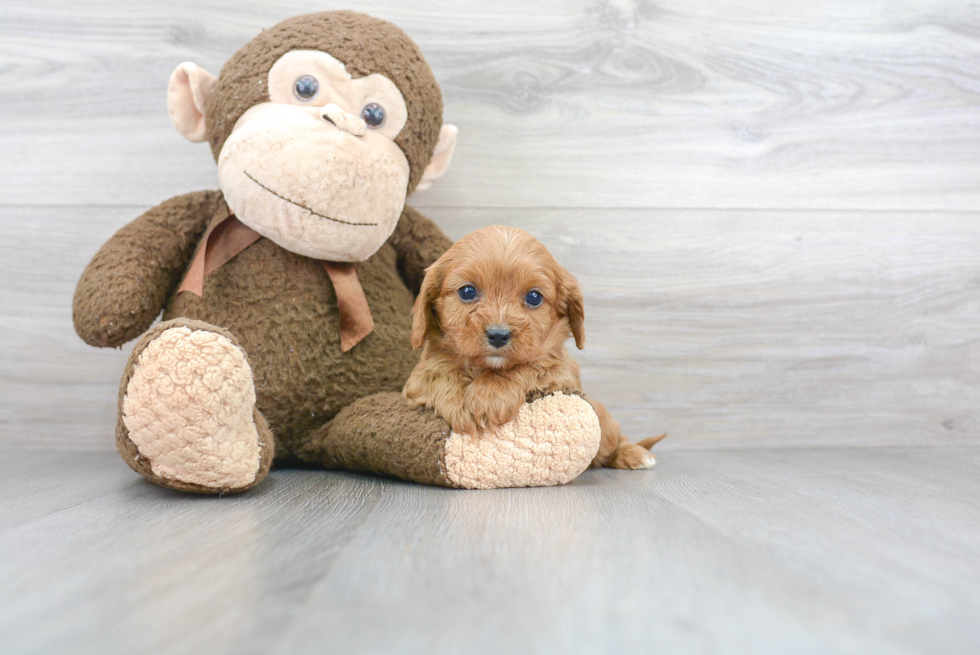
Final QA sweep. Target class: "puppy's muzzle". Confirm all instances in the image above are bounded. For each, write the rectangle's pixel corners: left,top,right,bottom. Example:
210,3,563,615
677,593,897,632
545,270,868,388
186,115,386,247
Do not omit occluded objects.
486,326,511,349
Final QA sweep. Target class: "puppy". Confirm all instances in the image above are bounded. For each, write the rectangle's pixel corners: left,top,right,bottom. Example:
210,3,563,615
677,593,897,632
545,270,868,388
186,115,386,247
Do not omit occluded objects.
403,225,664,469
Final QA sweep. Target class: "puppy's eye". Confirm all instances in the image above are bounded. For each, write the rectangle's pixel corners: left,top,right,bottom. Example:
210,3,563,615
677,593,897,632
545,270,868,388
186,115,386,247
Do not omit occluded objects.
525,290,543,307
293,75,319,101
458,285,477,302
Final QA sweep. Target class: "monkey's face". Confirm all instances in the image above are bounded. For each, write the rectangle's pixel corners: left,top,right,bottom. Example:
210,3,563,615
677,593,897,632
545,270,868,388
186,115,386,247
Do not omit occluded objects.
168,12,457,262
216,50,410,262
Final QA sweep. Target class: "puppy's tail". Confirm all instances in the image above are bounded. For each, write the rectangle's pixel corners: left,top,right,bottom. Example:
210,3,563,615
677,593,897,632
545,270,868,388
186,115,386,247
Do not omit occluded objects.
637,433,667,450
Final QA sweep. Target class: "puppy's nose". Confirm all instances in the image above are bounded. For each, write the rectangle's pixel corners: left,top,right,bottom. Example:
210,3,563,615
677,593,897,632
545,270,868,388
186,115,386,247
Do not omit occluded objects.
486,327,511,349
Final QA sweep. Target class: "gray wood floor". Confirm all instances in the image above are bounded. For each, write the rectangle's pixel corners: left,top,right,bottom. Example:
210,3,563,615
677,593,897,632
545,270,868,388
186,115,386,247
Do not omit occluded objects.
2,444,978,655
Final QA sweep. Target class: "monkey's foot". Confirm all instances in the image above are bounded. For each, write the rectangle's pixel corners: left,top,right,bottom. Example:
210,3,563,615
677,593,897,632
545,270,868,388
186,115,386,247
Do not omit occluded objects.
117,319,274,494
443,392,601,489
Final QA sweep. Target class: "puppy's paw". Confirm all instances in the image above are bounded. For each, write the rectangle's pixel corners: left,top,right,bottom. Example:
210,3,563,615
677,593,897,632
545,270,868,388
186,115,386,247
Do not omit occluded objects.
470,401,521,433
606,441,660,470
464,384,523,433
442,406,480,437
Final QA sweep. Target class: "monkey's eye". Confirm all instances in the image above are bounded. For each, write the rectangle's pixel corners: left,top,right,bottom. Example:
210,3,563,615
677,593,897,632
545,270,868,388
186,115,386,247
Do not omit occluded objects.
361,103,386,128
458,285,477,302
293,75,319,101
525,290,543,307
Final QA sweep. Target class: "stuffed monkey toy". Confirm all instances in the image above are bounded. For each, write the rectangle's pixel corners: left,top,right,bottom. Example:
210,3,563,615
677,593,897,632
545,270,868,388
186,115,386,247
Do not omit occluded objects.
73,11,601,493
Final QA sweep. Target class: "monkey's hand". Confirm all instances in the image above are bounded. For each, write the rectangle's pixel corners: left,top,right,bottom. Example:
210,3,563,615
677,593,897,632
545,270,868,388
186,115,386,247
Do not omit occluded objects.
73,190,222,348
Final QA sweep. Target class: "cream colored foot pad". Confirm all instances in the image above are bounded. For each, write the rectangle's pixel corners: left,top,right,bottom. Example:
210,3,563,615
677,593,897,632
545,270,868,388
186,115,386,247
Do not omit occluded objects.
443,393,601,490
122,327,261,489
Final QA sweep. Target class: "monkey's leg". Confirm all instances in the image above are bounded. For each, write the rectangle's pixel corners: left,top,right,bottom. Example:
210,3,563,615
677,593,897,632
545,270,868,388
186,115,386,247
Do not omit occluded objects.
116,318,274,494
296,392,601,489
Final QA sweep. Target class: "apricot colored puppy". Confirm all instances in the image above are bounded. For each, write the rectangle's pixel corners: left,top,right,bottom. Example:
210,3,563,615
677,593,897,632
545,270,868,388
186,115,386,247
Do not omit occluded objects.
404,226,664,469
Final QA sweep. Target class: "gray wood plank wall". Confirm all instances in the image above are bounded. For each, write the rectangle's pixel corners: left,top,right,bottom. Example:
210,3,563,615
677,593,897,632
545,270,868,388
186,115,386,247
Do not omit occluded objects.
2,0,979,449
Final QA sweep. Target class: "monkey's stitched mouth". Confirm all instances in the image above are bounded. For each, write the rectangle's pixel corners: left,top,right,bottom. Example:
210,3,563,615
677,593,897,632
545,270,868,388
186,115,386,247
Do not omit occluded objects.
244,171,378,227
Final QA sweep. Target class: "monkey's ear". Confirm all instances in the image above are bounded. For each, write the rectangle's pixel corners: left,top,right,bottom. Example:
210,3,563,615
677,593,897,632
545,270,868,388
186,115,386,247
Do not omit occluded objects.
410,257,449,349
414,125,458,192
557,267,586,350
167,62,218,143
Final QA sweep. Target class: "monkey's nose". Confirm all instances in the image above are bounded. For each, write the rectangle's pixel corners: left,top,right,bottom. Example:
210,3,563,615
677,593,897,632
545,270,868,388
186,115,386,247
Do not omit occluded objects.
486,327,512,349
320,103,367,137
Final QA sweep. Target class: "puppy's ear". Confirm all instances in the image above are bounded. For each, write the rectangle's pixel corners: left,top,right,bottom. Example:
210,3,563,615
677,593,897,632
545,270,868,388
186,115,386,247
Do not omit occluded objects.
557,266,586,349
411,256,448,349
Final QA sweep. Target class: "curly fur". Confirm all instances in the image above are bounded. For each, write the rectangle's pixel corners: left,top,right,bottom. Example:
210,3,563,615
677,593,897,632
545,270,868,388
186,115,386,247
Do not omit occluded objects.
403,226,664,469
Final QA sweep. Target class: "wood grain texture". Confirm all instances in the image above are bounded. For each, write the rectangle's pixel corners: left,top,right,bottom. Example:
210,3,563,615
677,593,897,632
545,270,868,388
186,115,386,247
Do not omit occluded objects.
6,204,980,449
2,445,978,654
2,1,980,448
1,1,979,209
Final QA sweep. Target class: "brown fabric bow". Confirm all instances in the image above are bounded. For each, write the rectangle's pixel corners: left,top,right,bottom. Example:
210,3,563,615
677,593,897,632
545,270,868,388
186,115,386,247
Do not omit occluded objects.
178,215,375,352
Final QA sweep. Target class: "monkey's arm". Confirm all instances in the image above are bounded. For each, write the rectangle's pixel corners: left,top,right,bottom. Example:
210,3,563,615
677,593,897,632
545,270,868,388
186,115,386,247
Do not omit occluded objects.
390,205,453,294
73,190,223,348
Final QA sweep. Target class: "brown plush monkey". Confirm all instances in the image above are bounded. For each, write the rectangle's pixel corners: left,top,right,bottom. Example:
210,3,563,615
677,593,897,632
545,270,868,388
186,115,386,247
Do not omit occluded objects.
74,11,602,493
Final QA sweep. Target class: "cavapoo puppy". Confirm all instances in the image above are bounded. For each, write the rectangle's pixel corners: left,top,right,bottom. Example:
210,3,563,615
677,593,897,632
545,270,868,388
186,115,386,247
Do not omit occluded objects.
403,225,663,469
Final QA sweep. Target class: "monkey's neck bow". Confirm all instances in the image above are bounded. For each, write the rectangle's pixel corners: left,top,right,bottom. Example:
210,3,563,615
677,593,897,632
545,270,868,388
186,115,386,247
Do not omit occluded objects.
177,214,374,353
